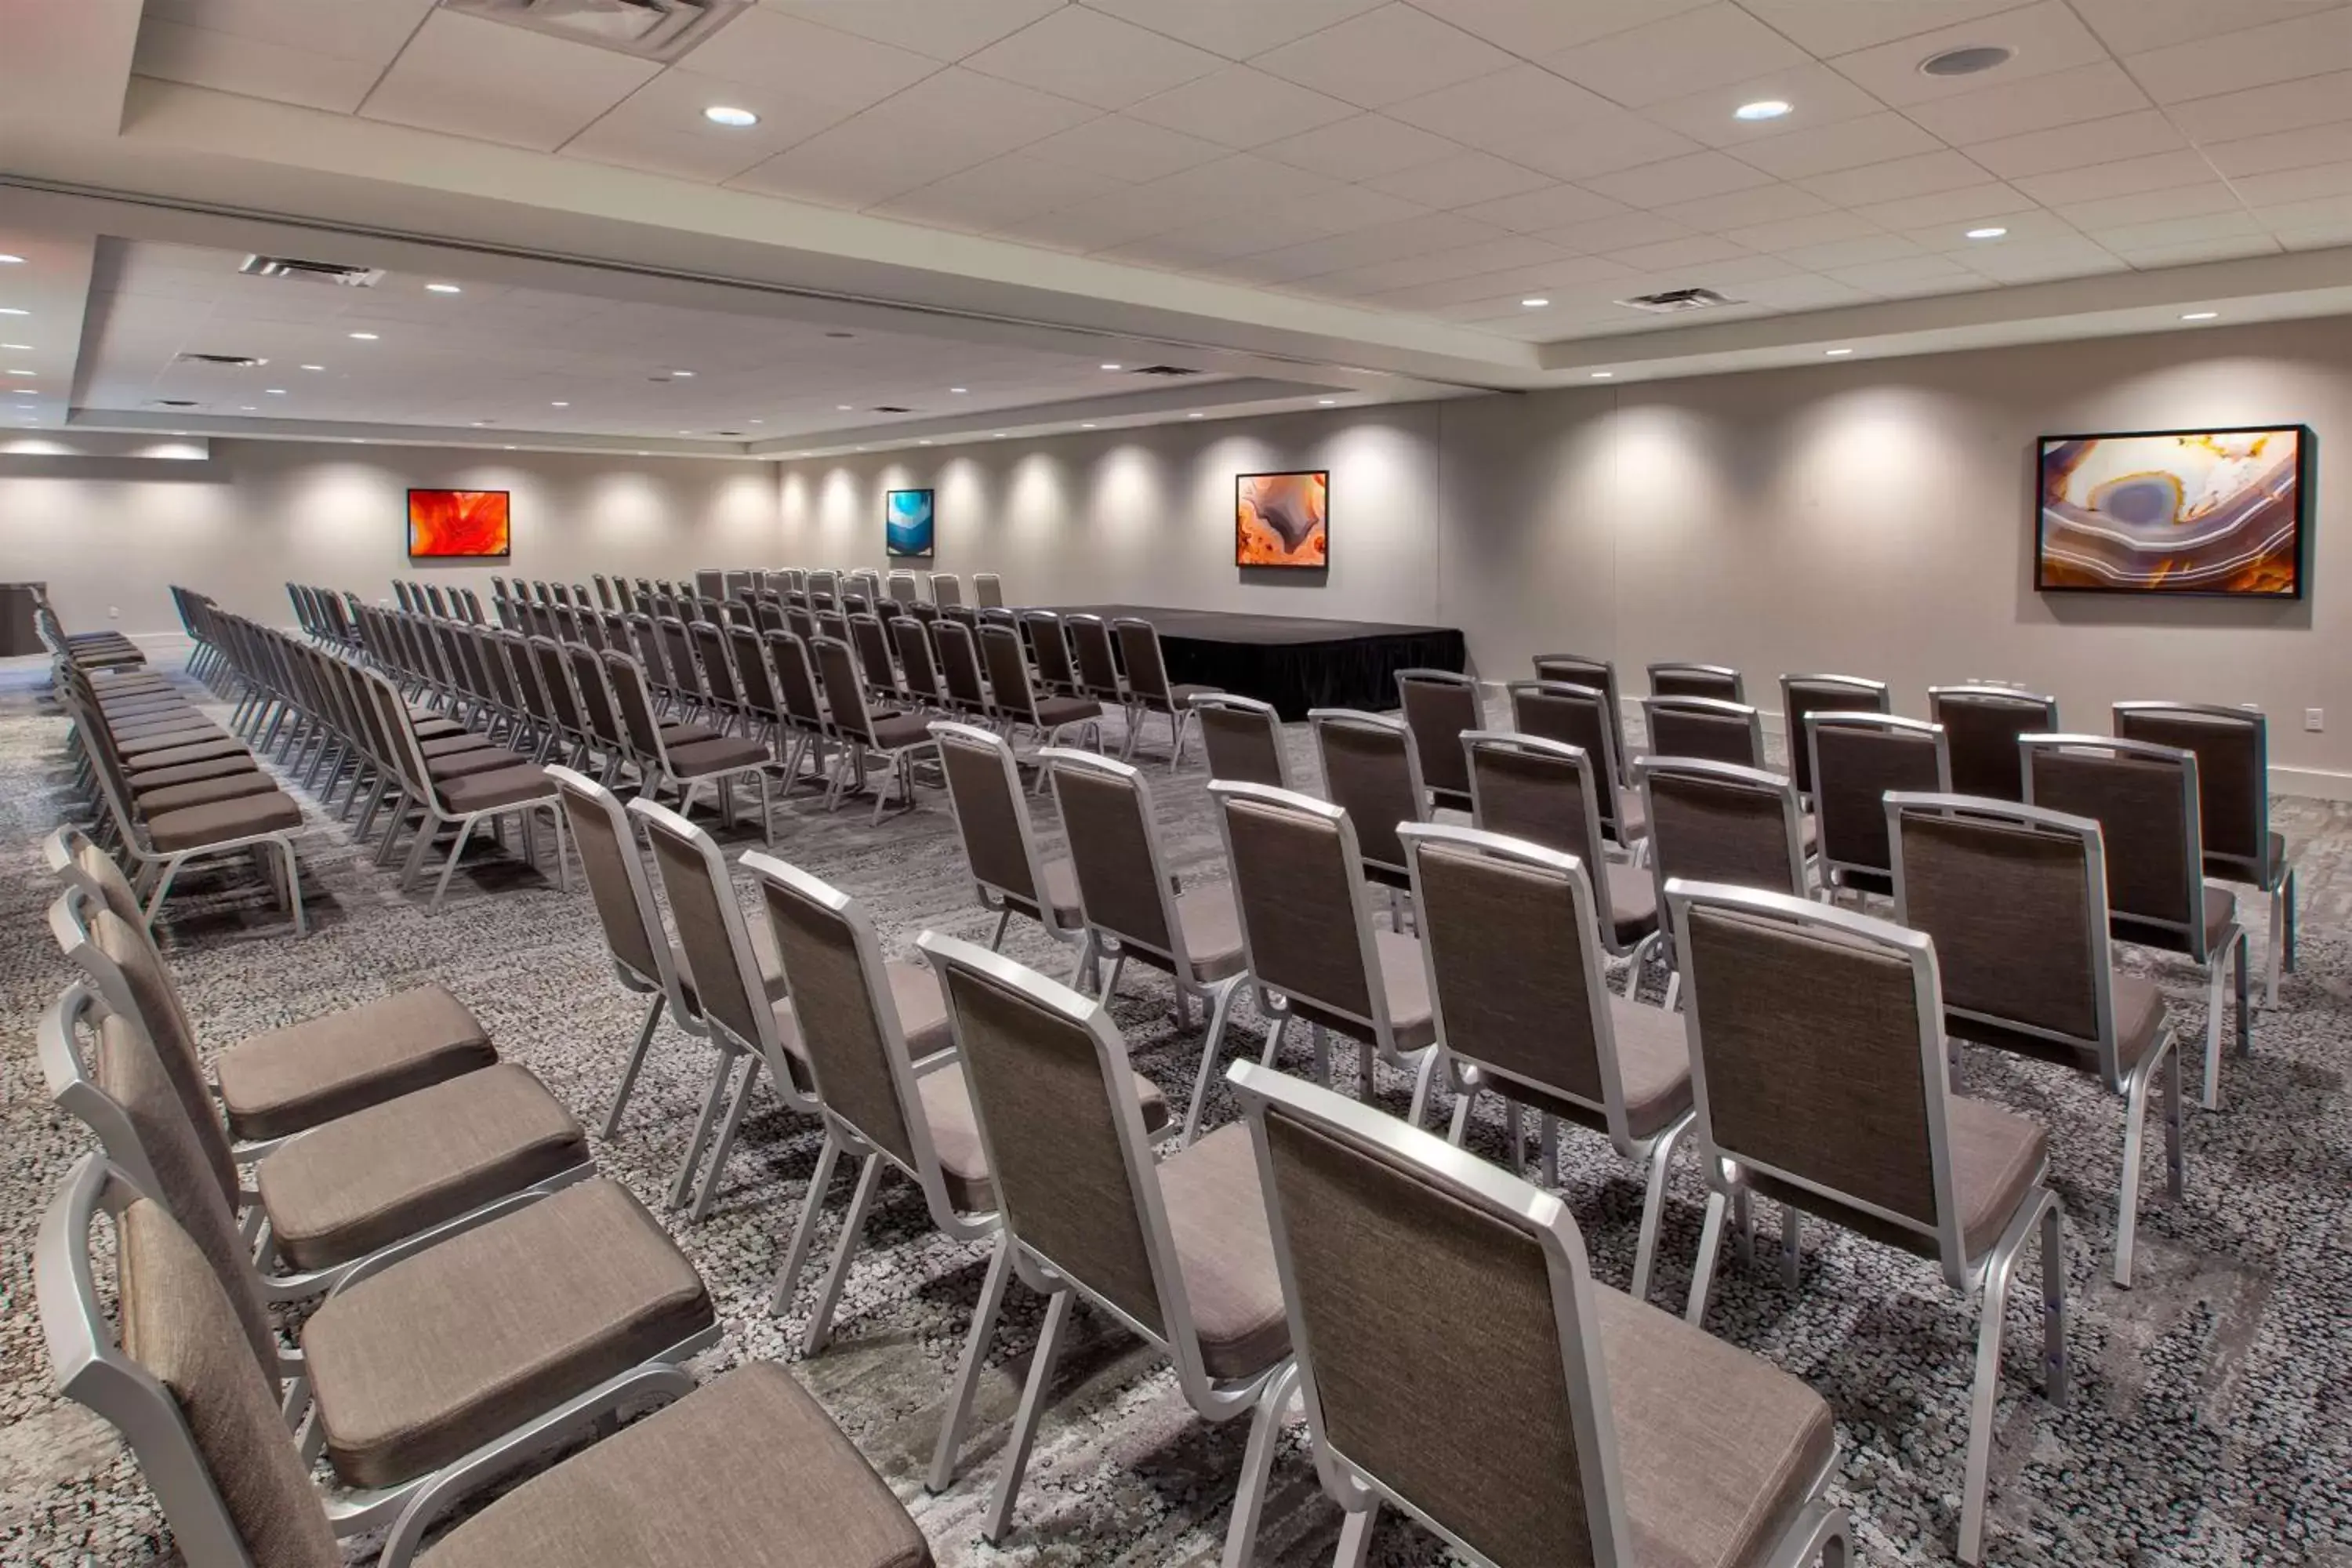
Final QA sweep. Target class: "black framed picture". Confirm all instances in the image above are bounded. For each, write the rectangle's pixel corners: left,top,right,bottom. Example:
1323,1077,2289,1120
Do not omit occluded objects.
2036,425,2308,598
886,488,935,558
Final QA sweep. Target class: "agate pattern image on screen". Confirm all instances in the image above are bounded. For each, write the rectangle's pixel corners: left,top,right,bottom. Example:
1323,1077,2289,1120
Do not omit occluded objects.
2036,426,2307,597
885,488,935,558
1236,470,1329,568
407,489,510,559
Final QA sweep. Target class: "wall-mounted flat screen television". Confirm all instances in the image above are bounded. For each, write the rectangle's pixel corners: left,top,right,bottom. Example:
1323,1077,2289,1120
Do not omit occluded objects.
408,488,512,559
2036,426,2307,597
1236,470,1328,568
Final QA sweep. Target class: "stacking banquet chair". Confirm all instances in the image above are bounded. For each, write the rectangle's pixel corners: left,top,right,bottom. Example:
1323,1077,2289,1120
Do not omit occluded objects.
1208,782,1442,1127
1192,692,1290,788
1114,616,1220,768
2114,700,2297,1008
811,633,939,822
979,620,1102,772
1642,693,1765,770
1308,708,1426,905
914,931,1297,1563
888,613,949,714
1806,712,1949,899
930,618,996,726
1225,1060,1849,1568
846,612,908,709
972,571,1005,608
764,628,835,786
931,721,1091,977
2023,734,2249,1109
1463,731,1659,967
1648,660,1744,702
1532,652,1627,765
1889,793,2183,1287
1667,878,2065,1567
885,568,920,606
1634,757,1809,1007
929,572,962,608
1395,667,1482,812
630,798,817,1221
1929,684,2057,801
1401,822,1692,1304
38,1154,931,1568
1780,673,1889,806
1065,612,1128,719
600,646,775,844
1020,609,1083,699
1508,678,1646,856
1044,747,1250,1142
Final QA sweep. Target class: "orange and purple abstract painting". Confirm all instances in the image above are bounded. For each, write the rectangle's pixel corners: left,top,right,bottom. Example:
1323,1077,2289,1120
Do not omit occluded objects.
408,489,511,559
1236,470,1328,568
2037,428,2305,597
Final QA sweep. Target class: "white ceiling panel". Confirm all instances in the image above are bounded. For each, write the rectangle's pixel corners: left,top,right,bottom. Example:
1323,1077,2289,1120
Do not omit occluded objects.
1362,151,1555,209
2074,0,2352,58
1775,232,1928,269
1896,205,2081,250
1826,1,2107,107
1827,253,1987,295
2112,235,2284,269
1383,64,1617,151
2232,161,2352,209
358,9,661,152
2205,122,2352,180
866,153,1129,229
2123,8,2352,104
1729,112,1945,179
1124,64,1360,147
1020,114,1229,181
1581,150,1778,207
1258,114,1463,181
2085,211,2270,252
1605,233,1755,270
1730,270,1878,309
1250,5,1520,109
1405,0,1710,59
753,0,1065,62
680,8,937,101
1721,208,1885,253
561,67,865,184
1305,236,1571,294
1286,183,1436,235
1845,182,2037,230
1795,148,1994,206
1731,0,2038,58
1452,183,1633,233
963,6,1222,111
1640,62,1889,149
1545,3,1810,106
2012,149,2219,207
2053,183,2245,231
2164,70,2352,146
1953,234,2125,283
1532,211,1702,255
1897,60,2150,145
1965,110,2187,180
1657,180,1835,233
1080,0,1391,60
132,19,394,114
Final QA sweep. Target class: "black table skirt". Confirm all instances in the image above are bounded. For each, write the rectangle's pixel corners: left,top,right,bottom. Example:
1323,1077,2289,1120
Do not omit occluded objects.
1044,605,1468,720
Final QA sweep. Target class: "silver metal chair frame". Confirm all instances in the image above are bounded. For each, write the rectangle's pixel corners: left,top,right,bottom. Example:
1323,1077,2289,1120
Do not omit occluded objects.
1779,672,1890,800
928,720,1092,979
1506,678,1646,857
1804,711,1949,898
1640,692,1766,770
1646,660,1744,702
1461,730,1655,962
1632,754,1809,1007
1394,666,1483,812
1307,706,1429,896
1191,691,1291,789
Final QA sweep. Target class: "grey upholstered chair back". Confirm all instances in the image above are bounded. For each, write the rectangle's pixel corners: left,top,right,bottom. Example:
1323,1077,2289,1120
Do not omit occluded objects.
974,572,1004,608
564,641,627,753
1780,674,1889,798
2023,737,2205,956
728,623,779,719
1395,669,1480,808
1507,681,1629,833
1309,710,1422,882
1112,619,1174,706
1067,615,1124,705
1464,731,1606,873
1211,784,1382,1032
632,801,770,1051
1929,685,2057,801
1023,612,1079,694
933,620,991,716
978,624,1042,724
811,635,877,746
688,619,739,709
1647,662,1743,702
1641,695,1762,770
848,614,899,697
765,631,826,733
932,722,1047,910
549,767,671,994
2113,702,2270,884
930,573,962,608
785,605,818,643
1638,759,1806,898
1807,713,1949,888
890,616,945,705
597,649,670,762
1231,1065,1626,1567
77,909,237,1207
1194,694,1289,789
1047,751,1178,963
1530,655,1624,764
886,572,919,606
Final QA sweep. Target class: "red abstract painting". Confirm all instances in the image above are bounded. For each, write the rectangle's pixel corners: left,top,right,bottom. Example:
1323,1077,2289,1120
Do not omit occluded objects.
408,489,511,558
1236,471,1328,568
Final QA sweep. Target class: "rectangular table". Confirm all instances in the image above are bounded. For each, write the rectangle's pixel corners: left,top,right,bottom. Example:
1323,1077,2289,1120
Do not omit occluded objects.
1044,604,1468,720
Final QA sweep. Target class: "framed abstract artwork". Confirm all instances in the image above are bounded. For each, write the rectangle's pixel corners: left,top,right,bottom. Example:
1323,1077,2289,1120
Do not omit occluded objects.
407,488,510,559
2036,426,2308,597
1236,470,1328,568
886,488,935,558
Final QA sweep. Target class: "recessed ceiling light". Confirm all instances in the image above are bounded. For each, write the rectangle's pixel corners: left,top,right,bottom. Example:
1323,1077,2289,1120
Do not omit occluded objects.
1318,398,1337,405
2181,310,2220,321
1080,423,1096,428
748,419,762,423
0,308,29,317
993,432,1007,438
299,363,324,371
2,343,28,350
426,282,462,294
671,369,694,378
503,445,516,450
0,255,23,264
1590,371,1613,379
837,404,852,411
266,388,288,394
949,387,967,394
348,331,378,340
239,405,256,412
470,420,490,427
1735,100,1792,121
1101,363,1122,371
1188,412,1204,419
704,105,758,127
1521,297,1550,307
918,439,932,445
12,388,35,395
1825,347,1853,357
1964,226,2008,240
4,368,34,376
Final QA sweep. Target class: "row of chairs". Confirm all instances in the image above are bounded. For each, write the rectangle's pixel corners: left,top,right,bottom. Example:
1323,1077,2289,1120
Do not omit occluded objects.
489,567,1006,619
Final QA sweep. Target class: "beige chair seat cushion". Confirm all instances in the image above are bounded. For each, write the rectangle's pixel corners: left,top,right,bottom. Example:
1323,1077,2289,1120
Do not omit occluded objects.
1176,882,1246,982
2110,974,2169,1074
216,983,496,1142
125,754,270,790
1946,1095,2049,1260
256,1065,589,1271
419,732,499,759
133,770,279,813
885,957,952,1056
1598,1289,1835,1568
1370,927,1436,1054
125,737,250,771
303,1178,714,1490
659,721,719,746
666,735,769,775
419,1363,931,1568
1033,695,1102,728
115,723,230,754
1606,996,1697,1138
438,764,554,812
411,717,470,741
427,746,531,782
1603,859,1660,945
1158,1124,1290,1381
2201,884,2238,948
918,1058,1169,1214
866,712,937,750
147,789,301,851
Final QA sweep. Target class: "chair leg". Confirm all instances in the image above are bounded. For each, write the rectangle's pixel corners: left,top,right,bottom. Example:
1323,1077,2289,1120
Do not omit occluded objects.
278,839,306,937
1258,1011,1290,1069
804,1150,886,1354
2114,1053,2157,1288
1446,1078,1478,1144
1179,978,1242,1147
983,1287,1075,1546
1780,1204,1802,1289
1331,1500,1381,1568
1404,1046,1439,1127
604,993,666,1139
667,1049,739,1210
1631,1117,1689,1305
141,855,187,932
2200,955,2227,1110
2163,1035,2186,1203
1218,1363,1300,1568
2234,928,2250,1057
426,818,477,913
2266,880,2287,1008
930,1236,1019,1492
690,1054,764,1221
770,1130,846,1315
2283,866,2298,973
1686,1187,1730,1327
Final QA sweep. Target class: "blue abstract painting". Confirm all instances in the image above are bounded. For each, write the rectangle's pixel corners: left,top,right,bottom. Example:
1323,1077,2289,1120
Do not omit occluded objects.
885,488,935,557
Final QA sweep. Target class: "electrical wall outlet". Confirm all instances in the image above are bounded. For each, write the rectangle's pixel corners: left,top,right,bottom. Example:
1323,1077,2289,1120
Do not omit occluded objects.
107,605,119,619
2306,708,2324,732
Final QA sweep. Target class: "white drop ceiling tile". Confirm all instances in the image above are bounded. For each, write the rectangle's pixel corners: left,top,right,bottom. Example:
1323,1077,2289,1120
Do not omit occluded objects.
1238,211,1518,279
963,7,1224,111
1603,233,1755,270
147,0,435,60
564,118,808,184
1383,64,1618,151
1845,182,2037,230
1020,114,1229,181
1145,152,1341,207
1897,206,2081,249
2271,212,2352,248
2071,0,2349,55
1422,0,1712,56
1826,253,1985,293
1362,151,1553,208
1954,235,2128,282
1724,208,1884,252
2013,150,2223,206
1549,4,1809,106
2164,71,2352,145
1581,150,1778,208
1730,271,1879,309
1259,114,1463,181
358,9,662,152
1728,113,1945,179
1733,0,2038,57
2205,122,2352,180
1094,220,1327,267
2079,210,2269,250
1251,5,1522,110
731,70,1094,205
1501,112,1709,184
1897,64,2140,151
1967,110,2189,180
563,68,860,181
1365,257,1638,309
1446,180,1628,230
1641,62,1892,150
1828,1,2108,107
1286,183,1436,234
995,187,1195,250
132,20,390,113
1078,0,1389,59
2113,235,2283,268
1313,238,1572,293
1798,149,1994,207
2053,183,2245,230
1532,211,1700,253
1126,64,1360,147
680,8,937,103
1657,181,1835,233
1644,253,1812,292
2233,161,2352,208
2249,191,2352,230
867,153,1129,227
754,0,1065,62
2125,9,2352,103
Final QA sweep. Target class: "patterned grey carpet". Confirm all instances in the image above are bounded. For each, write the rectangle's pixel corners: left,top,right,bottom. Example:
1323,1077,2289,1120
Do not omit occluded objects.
2,662,2349,1566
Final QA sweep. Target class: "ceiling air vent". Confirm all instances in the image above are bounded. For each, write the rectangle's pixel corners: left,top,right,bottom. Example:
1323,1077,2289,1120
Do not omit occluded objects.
1616,287,1739,315
174,352,269,368
150,399,200,408
239,255,384,288
1130,365,1201,376
439,0,750,60
870,405,916,414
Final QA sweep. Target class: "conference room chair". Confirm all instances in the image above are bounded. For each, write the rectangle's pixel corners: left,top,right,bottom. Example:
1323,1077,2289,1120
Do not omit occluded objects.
1395,666,1483,813
1806,711,1949,899
843,593,873,619
1308,708,1426,902
885,568,919,606
725,619,788,746
1648,659,1744,702
1065,612,1127,713
929,572,963,607
916,931,1296,1563
1642,693,1766,769
1929,683,2059,800
1114,616,1220,768
931,720,1091,979
1462,731,1659,966
2023,735,2249,1109
1508,677,1647,856
424,583,452,619
1225,1060,1849,1568
2114,700,2297,1008
762,628,834,786
1018,608,1083,700
846,612,908,708
753,595,788,634
980,622,1102,775
1045,747,1250,1143
1668,879,2065,1566
973,571,1005,608
685,619,757,734
851,569,885,605
1635,757,1808,1005
889,612,950,713
1531,651,1627,762
784,603,818,643
931,617,998,726
1780,673,1889,804
601,648,775,844
630,797,818,1221
1889,793,2183,1287
1208,782,1442,1126
811,634,939,822
1193,692,1291,789
1401,822,1691,1302
590,571,613,609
